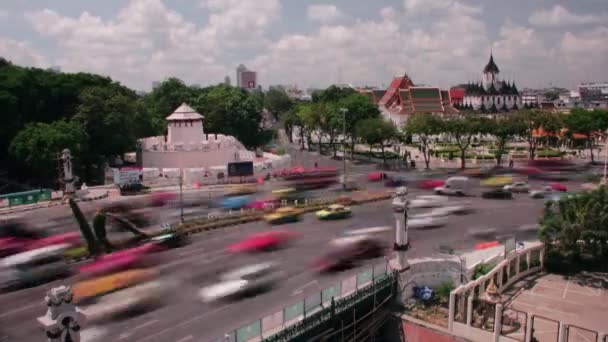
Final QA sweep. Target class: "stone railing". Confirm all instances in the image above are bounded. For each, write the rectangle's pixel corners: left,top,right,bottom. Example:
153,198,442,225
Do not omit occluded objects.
447,243,550,342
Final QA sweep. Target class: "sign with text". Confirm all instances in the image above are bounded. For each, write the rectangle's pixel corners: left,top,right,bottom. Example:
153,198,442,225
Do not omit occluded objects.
227,161,254,177
112,167,143,185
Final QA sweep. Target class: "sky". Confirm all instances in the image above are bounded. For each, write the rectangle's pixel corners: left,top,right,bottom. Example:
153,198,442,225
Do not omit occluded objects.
0,0,606,91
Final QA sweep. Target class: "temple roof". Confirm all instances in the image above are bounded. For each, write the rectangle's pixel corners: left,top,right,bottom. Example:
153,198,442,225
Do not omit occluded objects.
166,103,204,121
483,53,500,74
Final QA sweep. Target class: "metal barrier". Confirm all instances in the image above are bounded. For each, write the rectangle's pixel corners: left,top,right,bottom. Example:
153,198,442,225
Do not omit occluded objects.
221,261,394,342
566,324,598,342
500,308,527,341
531,315,559,342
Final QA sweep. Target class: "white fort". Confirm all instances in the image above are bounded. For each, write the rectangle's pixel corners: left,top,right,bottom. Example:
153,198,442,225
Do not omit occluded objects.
138,103,253,169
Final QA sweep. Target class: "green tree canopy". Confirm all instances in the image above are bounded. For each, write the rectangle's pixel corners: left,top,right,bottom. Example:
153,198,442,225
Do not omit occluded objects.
356,117,397,164
564,109,608,163
264,88,293,118
485,115,525,166
312,85,356,103
193,84,271,149
513,109,563,159
403,113,444,169
443,114,484,169
9,120,86,182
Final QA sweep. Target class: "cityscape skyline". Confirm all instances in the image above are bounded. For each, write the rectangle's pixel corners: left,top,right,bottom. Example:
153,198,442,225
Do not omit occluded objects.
0,0,606,91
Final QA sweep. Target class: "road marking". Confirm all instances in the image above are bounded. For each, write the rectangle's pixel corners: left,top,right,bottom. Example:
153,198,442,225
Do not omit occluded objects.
0,302,38,318
291,280,318,296
133,319,159,331
176,335,194,342
562,279,570,299
133,305,230,342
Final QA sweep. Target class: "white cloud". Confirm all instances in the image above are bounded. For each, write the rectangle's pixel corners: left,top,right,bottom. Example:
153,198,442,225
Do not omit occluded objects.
253,1,489,88
201,0,281,46
24,0,279,89
529,5,607,27
0,37,47,67
307,4,342,23
379,6,396,21
558,26,608,81
404,0,480,16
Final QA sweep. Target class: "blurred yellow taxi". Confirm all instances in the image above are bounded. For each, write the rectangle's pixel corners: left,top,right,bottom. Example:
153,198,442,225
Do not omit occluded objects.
264,207,301,224
481,176,513,187
72,268,157,304
225,184,258,196
316,204,352,220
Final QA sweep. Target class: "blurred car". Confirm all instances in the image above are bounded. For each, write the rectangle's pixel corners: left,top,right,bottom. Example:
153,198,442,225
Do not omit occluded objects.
432,203,474,215
264,207,301,224
313,236,384,273
149,192,177,207
244,199,278,211
408,213,449,229
550,182,568,192
78,243,160,277
530,186,554,199
367,172,387,182
226,231,296,253
503,182,530,193
72,268,158,304
222,195,251,210
434,177,471,196
0,244,71,291
199,262,280,302
119,183,149,196
481,176,513,187
482,188,513,199
408,195,449,209
384,176,407,188
316,204,352,220
0,220,81,257
419,179,445,190
148,232,189,250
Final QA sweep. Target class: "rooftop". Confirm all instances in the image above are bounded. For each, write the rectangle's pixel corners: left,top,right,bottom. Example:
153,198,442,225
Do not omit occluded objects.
166,103,204,121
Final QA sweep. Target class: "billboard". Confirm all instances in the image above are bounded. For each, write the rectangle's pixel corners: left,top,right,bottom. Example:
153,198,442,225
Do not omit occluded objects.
228,162,254,177
112,167,143,185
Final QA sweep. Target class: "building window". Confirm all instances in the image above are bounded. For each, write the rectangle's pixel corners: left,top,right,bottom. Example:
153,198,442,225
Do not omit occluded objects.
497,97,501,105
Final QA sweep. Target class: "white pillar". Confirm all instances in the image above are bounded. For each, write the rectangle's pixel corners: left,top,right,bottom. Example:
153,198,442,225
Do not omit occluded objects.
526,251,531,271
558,322,568,342
448,292,456,331
525,314,533,342
466,296,474,326
540,248,545,269
37,286,86,342
516,255,521,275
494,303,503,342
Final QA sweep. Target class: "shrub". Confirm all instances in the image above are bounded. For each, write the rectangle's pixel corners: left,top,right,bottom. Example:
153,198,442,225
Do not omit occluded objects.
473,263,494,280
436,281,455,304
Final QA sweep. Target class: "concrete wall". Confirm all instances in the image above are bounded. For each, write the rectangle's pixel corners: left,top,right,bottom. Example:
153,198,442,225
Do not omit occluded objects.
141,147,241,169
399,256,463,300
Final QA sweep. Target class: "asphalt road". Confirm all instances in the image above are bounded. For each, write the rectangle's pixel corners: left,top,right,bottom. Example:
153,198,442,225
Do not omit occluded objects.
1,178,566,342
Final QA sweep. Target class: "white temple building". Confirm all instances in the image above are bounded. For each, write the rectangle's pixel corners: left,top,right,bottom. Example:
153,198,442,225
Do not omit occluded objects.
136,103,290,184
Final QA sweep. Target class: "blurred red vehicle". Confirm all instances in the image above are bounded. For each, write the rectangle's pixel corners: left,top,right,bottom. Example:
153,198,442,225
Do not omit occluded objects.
312,236,385,273
244,199,278,211
0,220,80,257
551,182,568,192
78,243,160,276
226,231,297,253
419,179,445,190
367,172,386,182
150,192,177,207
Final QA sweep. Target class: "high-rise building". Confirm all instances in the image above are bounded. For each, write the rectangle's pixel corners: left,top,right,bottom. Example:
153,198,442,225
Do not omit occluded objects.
236,64,257,89
224,76,231,86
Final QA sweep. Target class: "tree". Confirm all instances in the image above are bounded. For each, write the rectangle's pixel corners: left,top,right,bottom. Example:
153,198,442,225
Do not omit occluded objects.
403,113,443,169
142,77,195,123
444,114,483,169
9,120,86,182
312,85,356,103
337,93,381,157
356,117,397,165
194,85,271,149
280,109,300,144
295,103,316,149
564,109,608,164
514,110,563,159
544,91,559,101
486,115,525,166
317,103,344,157
264,88,294,119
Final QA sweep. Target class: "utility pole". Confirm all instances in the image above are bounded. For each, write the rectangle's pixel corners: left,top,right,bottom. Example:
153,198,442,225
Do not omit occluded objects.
603,139,608,184
179,170,184,223
340,108,348,189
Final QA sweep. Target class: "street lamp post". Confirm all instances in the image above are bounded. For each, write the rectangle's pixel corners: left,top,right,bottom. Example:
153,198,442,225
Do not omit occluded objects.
603,140,608,184
340,108,348,189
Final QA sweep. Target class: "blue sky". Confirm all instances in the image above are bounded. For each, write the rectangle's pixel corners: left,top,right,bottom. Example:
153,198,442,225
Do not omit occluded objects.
0,0,606,91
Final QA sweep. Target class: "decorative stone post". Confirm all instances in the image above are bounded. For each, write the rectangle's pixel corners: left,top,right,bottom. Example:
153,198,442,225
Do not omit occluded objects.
38,285,86,342
61,149,75,195
393,186,409,251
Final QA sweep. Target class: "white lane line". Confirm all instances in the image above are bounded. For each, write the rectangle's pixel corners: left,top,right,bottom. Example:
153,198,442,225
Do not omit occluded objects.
0,302,39,318
133,305,230,342
176,335,194,342
133,319,159,331
562,279,570,299
291,280,318,296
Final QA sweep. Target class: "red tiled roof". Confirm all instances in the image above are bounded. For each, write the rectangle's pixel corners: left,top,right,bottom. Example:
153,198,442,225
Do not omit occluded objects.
449,88,465,101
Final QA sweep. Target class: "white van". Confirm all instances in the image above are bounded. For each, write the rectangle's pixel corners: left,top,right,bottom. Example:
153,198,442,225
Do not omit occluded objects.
434,176,471,196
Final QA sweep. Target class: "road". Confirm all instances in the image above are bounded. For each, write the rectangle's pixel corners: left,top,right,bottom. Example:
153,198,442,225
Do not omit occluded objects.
1,179,562,342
